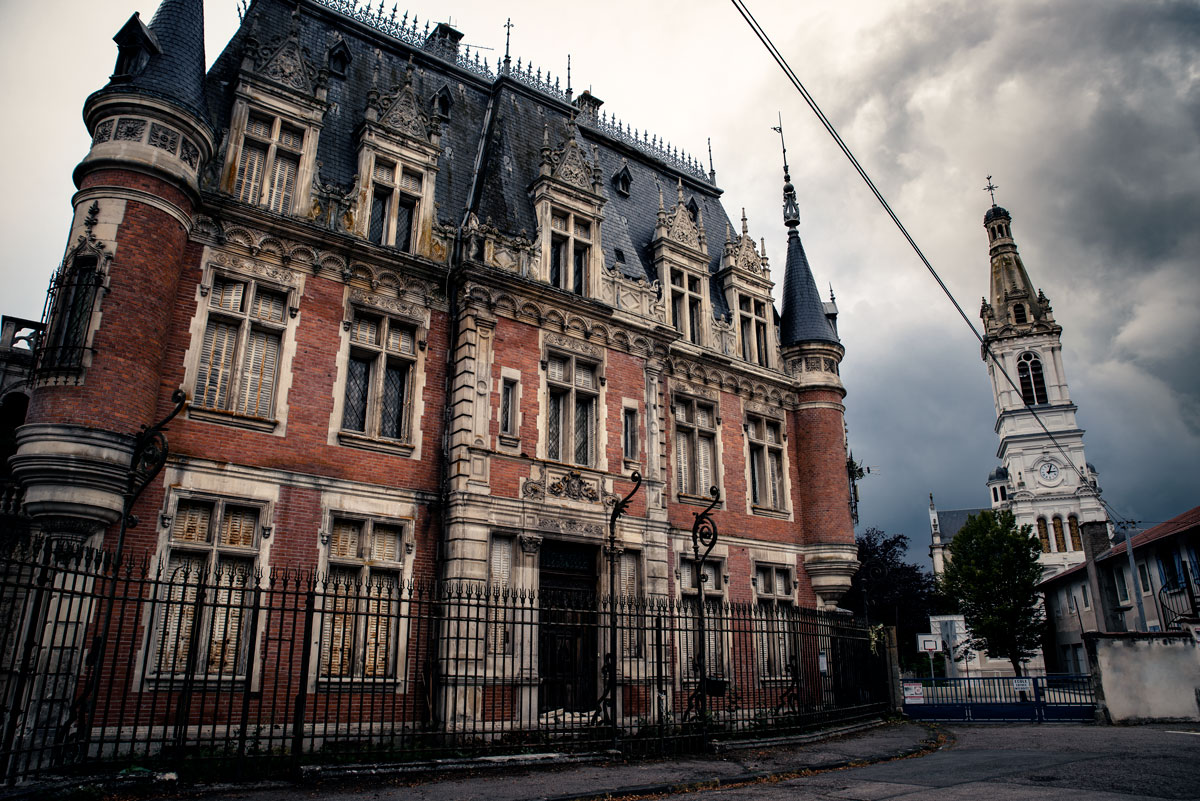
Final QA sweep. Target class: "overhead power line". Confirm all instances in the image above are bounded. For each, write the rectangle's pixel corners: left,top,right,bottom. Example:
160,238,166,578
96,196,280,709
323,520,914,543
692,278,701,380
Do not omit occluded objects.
729,0,1131,527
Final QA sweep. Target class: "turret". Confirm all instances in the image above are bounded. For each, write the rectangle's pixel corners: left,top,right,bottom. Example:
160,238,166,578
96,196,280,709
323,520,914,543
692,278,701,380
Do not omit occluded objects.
13,0,213,542
772,122,857,610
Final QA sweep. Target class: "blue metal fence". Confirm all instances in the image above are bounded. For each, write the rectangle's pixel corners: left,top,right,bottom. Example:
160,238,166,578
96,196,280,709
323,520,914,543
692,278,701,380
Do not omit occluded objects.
902,675,1094,722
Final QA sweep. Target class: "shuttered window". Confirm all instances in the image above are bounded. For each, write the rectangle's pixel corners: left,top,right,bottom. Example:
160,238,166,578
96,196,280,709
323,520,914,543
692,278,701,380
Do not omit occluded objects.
366,156,422,252
341,311,418,443
679,558,724,680
755,565,794,678
194,277,289,421
320,517,408,683
544,352,599,467
748,415,785,512
155,498,262,679
233,112,305,215
487,536,514,655
674,396,718,498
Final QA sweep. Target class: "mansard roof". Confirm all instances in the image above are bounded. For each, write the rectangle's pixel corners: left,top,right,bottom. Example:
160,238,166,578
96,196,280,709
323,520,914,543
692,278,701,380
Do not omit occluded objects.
102,0,210,126
205,0,749,322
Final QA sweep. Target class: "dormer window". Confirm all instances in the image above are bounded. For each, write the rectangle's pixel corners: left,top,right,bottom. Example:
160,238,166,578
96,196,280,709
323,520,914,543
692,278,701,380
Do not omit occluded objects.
671,269,705,346
111,13,159,80
368,159,422,253
549,211,591,295
234,113,305,214
612,165,632,197
739,295,770,367
328,41,351,78
433,86,453,119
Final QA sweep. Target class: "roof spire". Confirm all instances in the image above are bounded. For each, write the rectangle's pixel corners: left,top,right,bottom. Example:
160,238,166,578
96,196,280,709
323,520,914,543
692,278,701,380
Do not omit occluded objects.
772,113,799,227
741,208,748,236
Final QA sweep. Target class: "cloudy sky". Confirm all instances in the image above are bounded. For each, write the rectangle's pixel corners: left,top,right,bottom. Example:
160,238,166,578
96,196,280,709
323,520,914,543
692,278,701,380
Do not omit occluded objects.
1,0,1196,566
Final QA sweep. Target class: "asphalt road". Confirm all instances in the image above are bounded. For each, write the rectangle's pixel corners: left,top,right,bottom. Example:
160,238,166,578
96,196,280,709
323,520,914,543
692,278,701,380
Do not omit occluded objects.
650,724,1200,801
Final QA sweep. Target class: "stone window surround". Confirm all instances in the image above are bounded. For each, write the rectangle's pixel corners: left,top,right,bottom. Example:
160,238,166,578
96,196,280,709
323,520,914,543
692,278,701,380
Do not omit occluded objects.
352,129,440,259
536,333,608,473
671,390,722,506
183,257,303,436
743,408,791,519
496,366,523,450
329,288,430,459
222,92,322,218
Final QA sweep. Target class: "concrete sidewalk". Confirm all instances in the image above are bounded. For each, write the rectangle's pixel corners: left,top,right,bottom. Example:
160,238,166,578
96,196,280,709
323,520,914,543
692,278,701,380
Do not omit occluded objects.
176,721,941,801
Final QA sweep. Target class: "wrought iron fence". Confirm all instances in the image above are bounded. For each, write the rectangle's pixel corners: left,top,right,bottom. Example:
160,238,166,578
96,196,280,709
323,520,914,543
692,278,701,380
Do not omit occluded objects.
0,539,889,784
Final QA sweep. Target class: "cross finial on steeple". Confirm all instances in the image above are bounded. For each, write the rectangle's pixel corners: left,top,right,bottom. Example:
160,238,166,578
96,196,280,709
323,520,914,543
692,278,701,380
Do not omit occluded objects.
503,17,513,66
984,175,998,206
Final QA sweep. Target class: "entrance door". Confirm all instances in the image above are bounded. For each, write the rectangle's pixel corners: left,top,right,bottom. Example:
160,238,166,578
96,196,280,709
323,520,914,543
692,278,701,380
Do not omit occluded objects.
538,540,598,714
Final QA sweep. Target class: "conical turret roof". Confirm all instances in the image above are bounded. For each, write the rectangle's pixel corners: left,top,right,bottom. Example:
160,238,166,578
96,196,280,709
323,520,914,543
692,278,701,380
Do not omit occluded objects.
780,226,839,346
104,0,209,125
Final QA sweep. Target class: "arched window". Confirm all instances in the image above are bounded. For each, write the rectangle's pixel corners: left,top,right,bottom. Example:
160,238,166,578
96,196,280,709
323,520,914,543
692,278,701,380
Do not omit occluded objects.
1068,515,1082,551
1052,516,1066,552
1013,304,1027,324
999,486,1007,501
992,487,999,502
1036,518,1050,553
1017,352,1048,406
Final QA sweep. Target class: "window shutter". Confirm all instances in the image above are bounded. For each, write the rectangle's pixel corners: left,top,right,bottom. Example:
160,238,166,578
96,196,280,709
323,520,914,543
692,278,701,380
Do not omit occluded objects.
371,524,402,562
196,320,238,409
487,538,512,654
235,142,267,204
267,153,299,213
620,552,639,655
207,557,251,675
220,506,258,548
387,325,414,354
320,567,356,678
768,451,782,509
697,435,714,495
755,603,771,676
353,317,379,346
489,538,511,588
363,572,397,678
675,431,689,494
400,170,422,192
278,124,303,149
210,279,245,312
680,597,698,678
330,519,361,559
575,363,595,389
547,356,566,383
172,501,213,543
251,289,285,322
696,405,712,428
246,116,272,139
160,553,205,674
237,329,279,417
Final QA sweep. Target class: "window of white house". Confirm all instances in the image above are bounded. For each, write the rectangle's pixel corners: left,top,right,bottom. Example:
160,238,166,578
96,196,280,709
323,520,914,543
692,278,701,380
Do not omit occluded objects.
194,276,288,421
549,210,591,295
622,407,638,463
546,352,598,466
342,311,417,444
1115,565,1130,603
747,415,784,512
320,517,407,682
154,497,263,679
671,269,704,346
755,564,795,678
234,112,304,214
367,158,422,252
1017,351,1048,406
739,295,770,367
674,396,717,498
679,557,724,678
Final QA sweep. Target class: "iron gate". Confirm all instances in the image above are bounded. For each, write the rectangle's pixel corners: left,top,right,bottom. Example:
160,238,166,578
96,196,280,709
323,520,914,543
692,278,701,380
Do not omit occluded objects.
902,675,1095,722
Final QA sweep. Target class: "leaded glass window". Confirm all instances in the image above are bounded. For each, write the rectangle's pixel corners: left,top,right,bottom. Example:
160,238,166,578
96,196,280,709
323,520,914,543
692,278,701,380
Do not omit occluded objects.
545,352,599,466
341,311,417,443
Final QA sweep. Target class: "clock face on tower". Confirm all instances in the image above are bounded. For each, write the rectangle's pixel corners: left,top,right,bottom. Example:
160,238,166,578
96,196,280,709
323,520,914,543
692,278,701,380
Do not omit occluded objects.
1038,462,1060,482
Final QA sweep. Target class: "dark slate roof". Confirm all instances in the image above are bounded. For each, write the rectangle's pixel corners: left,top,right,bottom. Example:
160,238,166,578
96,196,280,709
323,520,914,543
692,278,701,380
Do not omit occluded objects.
779,228,838,345
984,204,1011,224
102,0,210,126
204,0,747,321
987,465,1009,482
936,508,987,545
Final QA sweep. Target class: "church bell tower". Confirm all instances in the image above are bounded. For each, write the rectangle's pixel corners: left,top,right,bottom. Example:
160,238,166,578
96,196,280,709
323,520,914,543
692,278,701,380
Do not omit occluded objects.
978,181,1107,575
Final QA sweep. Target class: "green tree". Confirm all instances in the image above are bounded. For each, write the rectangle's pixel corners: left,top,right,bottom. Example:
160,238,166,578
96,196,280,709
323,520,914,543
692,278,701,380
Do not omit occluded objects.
937,510,1045,676
842,528,947,672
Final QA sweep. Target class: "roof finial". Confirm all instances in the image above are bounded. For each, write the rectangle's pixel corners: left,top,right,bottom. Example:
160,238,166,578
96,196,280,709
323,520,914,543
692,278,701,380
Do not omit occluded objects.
772,113,800,228
676,176,684,205
566,54,572,97
741,208,748,236
984,174,998,206
707,137,715,183
503,17,513,70
829,283,836,303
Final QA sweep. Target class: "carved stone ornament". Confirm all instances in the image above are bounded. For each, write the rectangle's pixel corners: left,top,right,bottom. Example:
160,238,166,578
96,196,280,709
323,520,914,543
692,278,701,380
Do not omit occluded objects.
349,288,422,322
544,332,601,358
210,252,300,286
666,208,702,250
672,379,715,400
733,235,762,274
745,400,783,419
518,533,543,554
379,81,430,140
261,37,314,93
552,139,593,190
522,475,546,500
548,470,600,502
537,516,604,536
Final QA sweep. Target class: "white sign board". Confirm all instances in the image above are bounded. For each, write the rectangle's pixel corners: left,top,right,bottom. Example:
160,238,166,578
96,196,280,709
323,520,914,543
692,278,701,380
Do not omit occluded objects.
902,681,925,704
917,634,942,653
1012,677,1033,692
